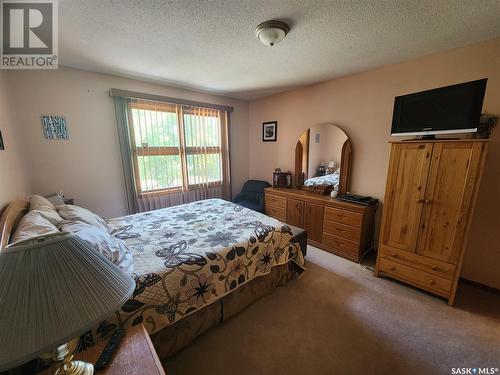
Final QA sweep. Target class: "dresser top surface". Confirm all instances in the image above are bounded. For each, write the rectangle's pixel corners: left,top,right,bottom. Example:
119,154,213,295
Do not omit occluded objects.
265,187,375,213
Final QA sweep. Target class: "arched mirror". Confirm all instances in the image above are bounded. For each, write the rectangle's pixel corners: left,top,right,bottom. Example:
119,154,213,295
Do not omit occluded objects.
294,124,351,195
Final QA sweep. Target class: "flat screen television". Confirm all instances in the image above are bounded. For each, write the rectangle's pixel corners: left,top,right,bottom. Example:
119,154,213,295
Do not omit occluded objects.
391,79,487,137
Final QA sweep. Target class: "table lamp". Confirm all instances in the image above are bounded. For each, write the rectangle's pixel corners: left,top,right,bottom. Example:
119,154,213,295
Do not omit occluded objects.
0,233,135,374
328,161,337,172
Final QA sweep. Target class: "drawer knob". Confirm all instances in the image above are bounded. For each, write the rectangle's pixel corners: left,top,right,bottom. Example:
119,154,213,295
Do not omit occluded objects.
391,253,397,258
431,265,437,271
429,279,436,285
390,266,396,271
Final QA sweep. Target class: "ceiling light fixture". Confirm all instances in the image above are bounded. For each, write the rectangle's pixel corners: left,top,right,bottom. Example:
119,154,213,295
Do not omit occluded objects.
255,20,289,47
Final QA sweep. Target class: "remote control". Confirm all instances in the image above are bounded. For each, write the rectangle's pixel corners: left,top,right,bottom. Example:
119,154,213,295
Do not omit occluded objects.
94,328,126,370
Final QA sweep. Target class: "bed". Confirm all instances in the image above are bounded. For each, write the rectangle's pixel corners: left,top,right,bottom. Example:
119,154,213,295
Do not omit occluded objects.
0,198,307,360
304,171,340,188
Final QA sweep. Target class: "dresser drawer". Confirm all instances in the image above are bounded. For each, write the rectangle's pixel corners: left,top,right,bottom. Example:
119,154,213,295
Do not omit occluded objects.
323,220,361,241
265,194,287,209
380,245,456,280
324,207,362,227
265,204,286,221
322,233,359,255
379,258,452,297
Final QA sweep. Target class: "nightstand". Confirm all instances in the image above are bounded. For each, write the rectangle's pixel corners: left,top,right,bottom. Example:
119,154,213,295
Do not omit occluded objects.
39,324,165,375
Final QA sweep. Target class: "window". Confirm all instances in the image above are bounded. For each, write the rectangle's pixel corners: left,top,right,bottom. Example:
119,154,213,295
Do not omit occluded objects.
127,100,227,195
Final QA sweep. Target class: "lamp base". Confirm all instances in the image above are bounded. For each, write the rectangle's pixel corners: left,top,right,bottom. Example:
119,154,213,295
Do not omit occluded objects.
55,360,94,375
51,342,94,375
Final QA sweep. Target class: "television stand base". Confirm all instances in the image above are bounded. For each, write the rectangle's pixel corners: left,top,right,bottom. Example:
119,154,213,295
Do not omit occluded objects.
403,136,462,141
403,135,435,141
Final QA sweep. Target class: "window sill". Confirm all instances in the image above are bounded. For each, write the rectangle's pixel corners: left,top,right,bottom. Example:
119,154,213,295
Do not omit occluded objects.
138,182,222,197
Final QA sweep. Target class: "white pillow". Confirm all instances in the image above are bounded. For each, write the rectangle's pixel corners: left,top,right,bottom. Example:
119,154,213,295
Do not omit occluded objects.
57,205,110,233
59,221,134,275
11,211,60,245
29,195,63,226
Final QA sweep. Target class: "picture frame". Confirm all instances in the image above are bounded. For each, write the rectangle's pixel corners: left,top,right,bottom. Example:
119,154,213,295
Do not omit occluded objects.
262,121,277,142
42,115,69,140
0,130,4,150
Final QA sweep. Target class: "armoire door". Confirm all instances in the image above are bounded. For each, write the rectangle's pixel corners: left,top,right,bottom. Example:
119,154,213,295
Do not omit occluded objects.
381,143,433,253
304,203,324,242
416,142,484,263
287,198,304,228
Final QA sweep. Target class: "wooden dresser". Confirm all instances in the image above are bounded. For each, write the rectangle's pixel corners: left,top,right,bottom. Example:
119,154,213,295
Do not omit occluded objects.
265,187,376,262
375,140,489,305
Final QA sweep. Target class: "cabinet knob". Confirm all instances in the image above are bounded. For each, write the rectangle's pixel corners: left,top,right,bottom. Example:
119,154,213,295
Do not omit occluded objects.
390,266,396,271
391,253,397,258
416,199,424,203
429,279,436,285
431,265,437,271
424,200,432,205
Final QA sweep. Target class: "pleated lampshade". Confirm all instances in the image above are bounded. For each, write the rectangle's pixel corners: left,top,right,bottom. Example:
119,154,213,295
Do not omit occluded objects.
0,233,135,371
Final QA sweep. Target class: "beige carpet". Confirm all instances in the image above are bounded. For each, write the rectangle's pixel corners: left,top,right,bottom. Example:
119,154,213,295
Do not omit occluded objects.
166,246,500,375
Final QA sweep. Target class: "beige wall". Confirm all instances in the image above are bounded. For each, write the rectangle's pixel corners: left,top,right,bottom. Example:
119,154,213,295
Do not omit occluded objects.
4,67,249,217
0,71,30,209
248,38,500,289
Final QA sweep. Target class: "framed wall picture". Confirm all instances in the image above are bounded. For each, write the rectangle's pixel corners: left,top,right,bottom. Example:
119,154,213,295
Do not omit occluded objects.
42,115,69,139
262,121,277,142
0,130,4,150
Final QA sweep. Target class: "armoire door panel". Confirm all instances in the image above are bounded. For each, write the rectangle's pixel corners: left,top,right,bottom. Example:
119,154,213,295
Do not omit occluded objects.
304,203,324,242
416,142,483,263
286,198,304,228
382,143,433,253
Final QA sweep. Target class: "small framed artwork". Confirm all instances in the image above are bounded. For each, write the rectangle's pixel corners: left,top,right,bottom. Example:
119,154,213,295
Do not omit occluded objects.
0,130,4,150
42,115,69,139
262,121,277,142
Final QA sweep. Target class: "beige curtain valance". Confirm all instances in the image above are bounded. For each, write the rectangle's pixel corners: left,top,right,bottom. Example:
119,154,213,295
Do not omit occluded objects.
109,88,234,113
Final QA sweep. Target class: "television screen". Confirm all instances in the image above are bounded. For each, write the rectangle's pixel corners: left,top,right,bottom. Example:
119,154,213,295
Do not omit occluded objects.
391,79,487,136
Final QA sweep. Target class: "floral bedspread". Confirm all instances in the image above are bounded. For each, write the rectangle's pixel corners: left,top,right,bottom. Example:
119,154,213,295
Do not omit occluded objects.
105,199,305,335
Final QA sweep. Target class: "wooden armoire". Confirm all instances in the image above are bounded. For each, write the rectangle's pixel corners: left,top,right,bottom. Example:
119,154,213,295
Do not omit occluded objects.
375,139,489,305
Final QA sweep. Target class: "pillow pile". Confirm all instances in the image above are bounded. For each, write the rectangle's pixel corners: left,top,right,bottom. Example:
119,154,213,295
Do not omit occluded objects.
29,195,64,226
55,203,133,275
10,210,59,244
57,205,111,233
59,221,134,275
10,195,134,275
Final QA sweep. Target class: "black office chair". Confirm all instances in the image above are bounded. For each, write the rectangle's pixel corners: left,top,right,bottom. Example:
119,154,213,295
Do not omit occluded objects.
233,180,271,213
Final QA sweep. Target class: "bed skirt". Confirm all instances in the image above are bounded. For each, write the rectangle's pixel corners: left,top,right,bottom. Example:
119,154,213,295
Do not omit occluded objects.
151,261,300,360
